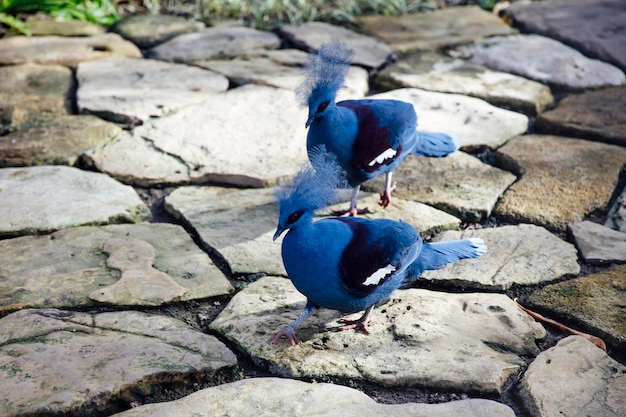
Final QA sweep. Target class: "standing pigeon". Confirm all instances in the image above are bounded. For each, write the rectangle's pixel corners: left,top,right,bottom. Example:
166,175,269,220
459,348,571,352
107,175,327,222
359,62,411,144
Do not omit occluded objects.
297,40,460,216
271,146,487,345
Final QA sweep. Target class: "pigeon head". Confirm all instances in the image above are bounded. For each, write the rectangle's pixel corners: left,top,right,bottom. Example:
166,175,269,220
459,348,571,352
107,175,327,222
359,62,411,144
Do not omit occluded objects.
295,40,355,127
274,146,347,240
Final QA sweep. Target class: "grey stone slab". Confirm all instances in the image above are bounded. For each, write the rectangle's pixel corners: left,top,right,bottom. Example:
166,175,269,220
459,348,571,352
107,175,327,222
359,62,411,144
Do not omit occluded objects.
356,6,517,55
86,84,309,188
606,186,626,233
495,135,626,232
210,277,545,395
568,221,626,265
525,265,626,351
0,308,237,416
195,56,369,99
503,0,626,72
0,223,233,314
421,224,580,290
518,336,626,417
0,115,121,167
0,33,142,67
383,58,553,115
109,377,516,417
77,57,229,126
147,26,280,63
0,63,73,130
370,88,528,150
0,165,149,237
534,86,626,147
109,14,205,49
467,34,625,91
164,186,284,277
363,151,517,222
277,21,393,69
82,130,191,186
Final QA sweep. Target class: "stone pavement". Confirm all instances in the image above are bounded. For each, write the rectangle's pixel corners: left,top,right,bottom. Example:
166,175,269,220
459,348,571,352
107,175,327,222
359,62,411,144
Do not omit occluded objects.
0,0,625,416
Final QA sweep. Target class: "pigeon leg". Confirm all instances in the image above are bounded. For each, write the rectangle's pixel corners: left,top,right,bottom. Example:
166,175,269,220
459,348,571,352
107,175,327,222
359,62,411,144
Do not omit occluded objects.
271,301,317,345
379,172,396,208
333,186,370,216
338,305,375,334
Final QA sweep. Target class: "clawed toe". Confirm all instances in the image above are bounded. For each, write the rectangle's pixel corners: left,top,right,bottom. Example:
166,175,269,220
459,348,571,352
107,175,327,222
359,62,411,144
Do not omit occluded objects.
271,327,301,345
338,317,372,335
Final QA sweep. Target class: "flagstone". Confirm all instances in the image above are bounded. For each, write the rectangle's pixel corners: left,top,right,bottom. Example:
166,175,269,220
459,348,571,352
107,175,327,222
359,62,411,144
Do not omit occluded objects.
0,308,237,416
82,131,190,186
502,0,626,72
0,63,73,130
363,151,517,222
210,276,545,395
277,21,393,69
518,336,626,417
369,88,528,149
23,17,105,36
86,84,309,188
525,265,626,351
355,6,516,55
195,55,369,99
420,224,580,290
381,57,553,115
109,14,205,49
147,26,280,63
467,34,625,91
0,115,121,167
110,377,516,417
0,166,149,237
0,223,233,315
164,186,284,277
534,86,626,147
0,33,142,67
494,135,626,232
567,221,626,265
77,57,229,126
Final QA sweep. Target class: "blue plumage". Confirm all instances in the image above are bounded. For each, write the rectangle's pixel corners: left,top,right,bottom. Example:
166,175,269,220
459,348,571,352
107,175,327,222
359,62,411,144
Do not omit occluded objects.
272,147,487,345
299,40,460,216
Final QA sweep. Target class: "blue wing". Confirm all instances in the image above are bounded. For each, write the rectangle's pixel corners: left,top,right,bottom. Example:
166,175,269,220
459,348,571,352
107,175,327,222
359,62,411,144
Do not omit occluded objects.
334,217,421,297
337,99,417,179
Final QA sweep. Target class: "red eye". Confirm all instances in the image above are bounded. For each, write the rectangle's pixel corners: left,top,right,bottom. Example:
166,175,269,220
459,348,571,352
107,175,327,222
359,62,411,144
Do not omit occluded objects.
287,211,302,224
317,101,329,113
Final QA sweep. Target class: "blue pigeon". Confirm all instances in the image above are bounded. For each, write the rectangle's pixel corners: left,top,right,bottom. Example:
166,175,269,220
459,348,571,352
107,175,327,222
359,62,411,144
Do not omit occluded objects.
297,40,461,216
271,146,487,345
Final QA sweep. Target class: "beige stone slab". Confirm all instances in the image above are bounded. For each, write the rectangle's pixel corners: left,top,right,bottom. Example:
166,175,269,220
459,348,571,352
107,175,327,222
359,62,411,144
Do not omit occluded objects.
0,309,237,416
0,223,233,314
495,135,626,232
110,377,516,417
0,165,149,237
210,277,545,395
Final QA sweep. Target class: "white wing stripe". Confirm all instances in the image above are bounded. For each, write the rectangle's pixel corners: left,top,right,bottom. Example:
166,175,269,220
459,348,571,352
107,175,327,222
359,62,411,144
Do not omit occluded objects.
362,264,396,286
368,148,397,166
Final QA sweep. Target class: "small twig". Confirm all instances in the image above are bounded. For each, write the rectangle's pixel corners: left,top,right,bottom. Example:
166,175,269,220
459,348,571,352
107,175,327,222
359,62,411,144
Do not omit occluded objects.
514,298,607,352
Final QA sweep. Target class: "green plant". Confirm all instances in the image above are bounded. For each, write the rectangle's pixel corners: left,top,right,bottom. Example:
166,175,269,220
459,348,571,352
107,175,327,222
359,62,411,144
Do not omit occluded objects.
0,0,121,35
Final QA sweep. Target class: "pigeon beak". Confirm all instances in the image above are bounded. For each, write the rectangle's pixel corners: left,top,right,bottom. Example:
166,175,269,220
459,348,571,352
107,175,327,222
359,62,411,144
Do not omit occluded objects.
305,115,314,128
273,226,286,241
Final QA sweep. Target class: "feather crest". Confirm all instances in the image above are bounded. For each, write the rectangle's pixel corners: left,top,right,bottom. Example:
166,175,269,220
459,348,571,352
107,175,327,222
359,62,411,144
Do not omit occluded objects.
277,145,347,213
295,40,355,107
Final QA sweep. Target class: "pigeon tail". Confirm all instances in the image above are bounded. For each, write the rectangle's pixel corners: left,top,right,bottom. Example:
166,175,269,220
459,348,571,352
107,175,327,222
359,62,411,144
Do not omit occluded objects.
412,131,461,158
406,238,487,278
